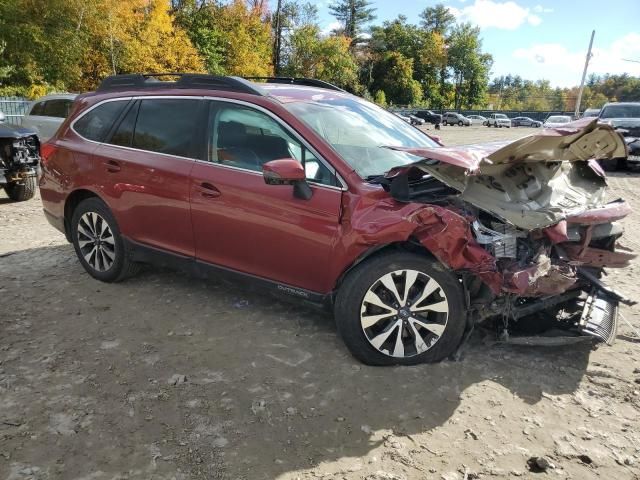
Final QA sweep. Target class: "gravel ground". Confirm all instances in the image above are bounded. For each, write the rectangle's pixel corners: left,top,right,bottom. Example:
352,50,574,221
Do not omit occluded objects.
1,125,640,480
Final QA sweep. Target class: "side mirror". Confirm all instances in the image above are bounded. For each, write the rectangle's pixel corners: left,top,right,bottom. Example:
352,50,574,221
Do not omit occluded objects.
262,158,312,200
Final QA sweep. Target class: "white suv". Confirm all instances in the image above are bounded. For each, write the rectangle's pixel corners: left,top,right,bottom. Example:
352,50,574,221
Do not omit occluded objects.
22,94,77,142
487,113,511,128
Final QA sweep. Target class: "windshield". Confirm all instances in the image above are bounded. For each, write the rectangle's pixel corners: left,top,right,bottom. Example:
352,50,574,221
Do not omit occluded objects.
547,116,570,123
495,114,507,119
600,104,640,119
284,97,439,178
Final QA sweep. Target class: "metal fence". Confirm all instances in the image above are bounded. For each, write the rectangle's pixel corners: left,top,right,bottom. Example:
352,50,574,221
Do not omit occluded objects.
0,97,30,124
392,107,577,121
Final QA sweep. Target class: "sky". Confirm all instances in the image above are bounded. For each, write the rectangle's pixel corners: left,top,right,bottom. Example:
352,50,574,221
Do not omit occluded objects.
285,0,640,87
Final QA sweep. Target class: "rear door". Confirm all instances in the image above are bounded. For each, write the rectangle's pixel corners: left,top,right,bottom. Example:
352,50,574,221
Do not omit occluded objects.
91,97,205,256
189,100,343,293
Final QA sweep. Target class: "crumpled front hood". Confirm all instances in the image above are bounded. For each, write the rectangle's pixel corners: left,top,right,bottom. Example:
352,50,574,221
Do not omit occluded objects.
0,123,38,140
385,117,626,175
381,118,628,231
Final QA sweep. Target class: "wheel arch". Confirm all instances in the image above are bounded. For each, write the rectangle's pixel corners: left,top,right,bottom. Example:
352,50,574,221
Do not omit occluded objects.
332,239,443,296
63,188,105,242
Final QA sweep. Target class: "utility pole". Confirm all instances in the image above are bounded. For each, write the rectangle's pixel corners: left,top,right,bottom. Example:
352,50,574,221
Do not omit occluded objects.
273,0,282,75
574,30,595,118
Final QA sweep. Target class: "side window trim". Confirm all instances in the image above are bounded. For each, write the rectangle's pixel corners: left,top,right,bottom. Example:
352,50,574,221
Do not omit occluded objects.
205,99,344,189
104,99,137,146
71,97,134,141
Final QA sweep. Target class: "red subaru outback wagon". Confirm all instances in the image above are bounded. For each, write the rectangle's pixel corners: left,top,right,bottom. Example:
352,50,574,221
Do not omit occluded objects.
40,74,634,365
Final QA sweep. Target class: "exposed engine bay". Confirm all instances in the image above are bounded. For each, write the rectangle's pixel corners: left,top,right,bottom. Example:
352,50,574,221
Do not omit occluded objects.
0,128,39,182
372,118,635,344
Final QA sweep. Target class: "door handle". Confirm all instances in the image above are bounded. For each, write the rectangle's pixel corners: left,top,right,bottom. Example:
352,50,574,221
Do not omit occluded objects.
198,182,221,198
103,160,121,173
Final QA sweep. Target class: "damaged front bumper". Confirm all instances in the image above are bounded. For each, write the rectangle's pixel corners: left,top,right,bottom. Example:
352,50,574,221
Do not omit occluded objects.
371,118,636,344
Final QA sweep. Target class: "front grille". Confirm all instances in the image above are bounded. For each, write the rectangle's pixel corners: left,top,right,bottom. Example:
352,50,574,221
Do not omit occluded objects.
579,291,618,344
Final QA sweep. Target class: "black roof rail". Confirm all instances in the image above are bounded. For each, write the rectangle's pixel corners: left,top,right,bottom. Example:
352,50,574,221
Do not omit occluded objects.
244,77,346,92
97,73,263,96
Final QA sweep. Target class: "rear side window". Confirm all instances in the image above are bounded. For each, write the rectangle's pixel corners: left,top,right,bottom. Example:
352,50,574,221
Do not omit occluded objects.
74,100,128,142
30,101,46,116
109,101,139,147
43,99,73,118
132,99,200,157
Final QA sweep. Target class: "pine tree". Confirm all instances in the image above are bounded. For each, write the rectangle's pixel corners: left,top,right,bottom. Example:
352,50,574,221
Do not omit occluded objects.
328,0,376,47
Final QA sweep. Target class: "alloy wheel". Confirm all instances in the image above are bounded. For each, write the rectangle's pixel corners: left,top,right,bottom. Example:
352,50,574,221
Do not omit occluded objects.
77,212,116,272
360,269,449,358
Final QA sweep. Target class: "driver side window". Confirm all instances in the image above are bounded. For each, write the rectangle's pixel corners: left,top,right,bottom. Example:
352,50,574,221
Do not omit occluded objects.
208,102,339,187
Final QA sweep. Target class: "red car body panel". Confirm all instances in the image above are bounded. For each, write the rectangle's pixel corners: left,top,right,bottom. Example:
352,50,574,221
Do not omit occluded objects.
39,84,635,302
189,161,342,292
92,143,196,256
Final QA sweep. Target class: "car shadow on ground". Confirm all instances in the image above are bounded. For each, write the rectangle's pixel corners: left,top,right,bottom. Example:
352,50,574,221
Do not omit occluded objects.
0,244,593,479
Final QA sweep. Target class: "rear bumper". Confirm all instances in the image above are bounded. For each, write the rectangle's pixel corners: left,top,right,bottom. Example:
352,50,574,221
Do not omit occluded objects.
43,208,66,237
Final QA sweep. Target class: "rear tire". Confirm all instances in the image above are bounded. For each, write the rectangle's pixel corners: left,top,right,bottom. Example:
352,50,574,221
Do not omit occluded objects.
71,197,140,282
334,251,467,366
5,176,36,201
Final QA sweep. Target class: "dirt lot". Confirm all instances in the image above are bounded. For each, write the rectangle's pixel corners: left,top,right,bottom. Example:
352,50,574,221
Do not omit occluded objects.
2,125,640,480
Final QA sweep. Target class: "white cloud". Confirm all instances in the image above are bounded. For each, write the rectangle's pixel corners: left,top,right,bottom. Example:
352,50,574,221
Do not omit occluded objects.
448,0,545,30
533,4,553,13
512,33,640,83
321,21,341,37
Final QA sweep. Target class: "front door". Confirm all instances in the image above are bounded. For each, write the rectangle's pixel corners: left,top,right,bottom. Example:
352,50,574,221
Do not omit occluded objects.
190,100,343,293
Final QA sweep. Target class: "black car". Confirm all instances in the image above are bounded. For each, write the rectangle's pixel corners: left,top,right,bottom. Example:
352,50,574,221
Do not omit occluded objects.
413,109,442,126
0,123,40,201
598,102,640,169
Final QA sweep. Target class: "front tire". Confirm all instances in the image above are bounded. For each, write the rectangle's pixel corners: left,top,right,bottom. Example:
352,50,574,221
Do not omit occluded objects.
458,120,463,126
334,252,467,366
5,176,36,201
71,197,140,282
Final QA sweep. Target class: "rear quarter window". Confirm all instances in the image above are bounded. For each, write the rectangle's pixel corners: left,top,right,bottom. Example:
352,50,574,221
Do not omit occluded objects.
73,100,128,142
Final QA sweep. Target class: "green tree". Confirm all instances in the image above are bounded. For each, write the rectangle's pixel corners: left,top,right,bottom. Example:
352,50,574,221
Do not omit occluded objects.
420,4,456,106
272,0,318,74
371,51,422,105
283,25,358,89
328,0,376,47
373,89,386,106
173,0,226,74
447,23,492,108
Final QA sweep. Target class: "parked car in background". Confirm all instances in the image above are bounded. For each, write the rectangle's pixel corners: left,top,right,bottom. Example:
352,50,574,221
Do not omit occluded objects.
413,109,442,126
0,111,6,123
442,112,470,126
583,108,600,118
511,116,542,127
22,94,77,142
543,115,572,128
408,114,425,126
487,113,511,128
466,114,487,125
0,122,40,201
39,74,633,365
598,102,640,169
393,112,411,123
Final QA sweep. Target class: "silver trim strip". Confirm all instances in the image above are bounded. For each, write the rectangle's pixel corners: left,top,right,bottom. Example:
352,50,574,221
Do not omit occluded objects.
70,95,347,191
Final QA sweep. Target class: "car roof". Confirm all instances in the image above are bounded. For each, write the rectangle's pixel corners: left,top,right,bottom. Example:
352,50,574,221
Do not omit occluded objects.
32,93,78,102
602,102,640,107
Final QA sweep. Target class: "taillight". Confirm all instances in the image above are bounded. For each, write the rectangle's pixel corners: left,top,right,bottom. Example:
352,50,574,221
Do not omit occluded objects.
40,142,58,167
